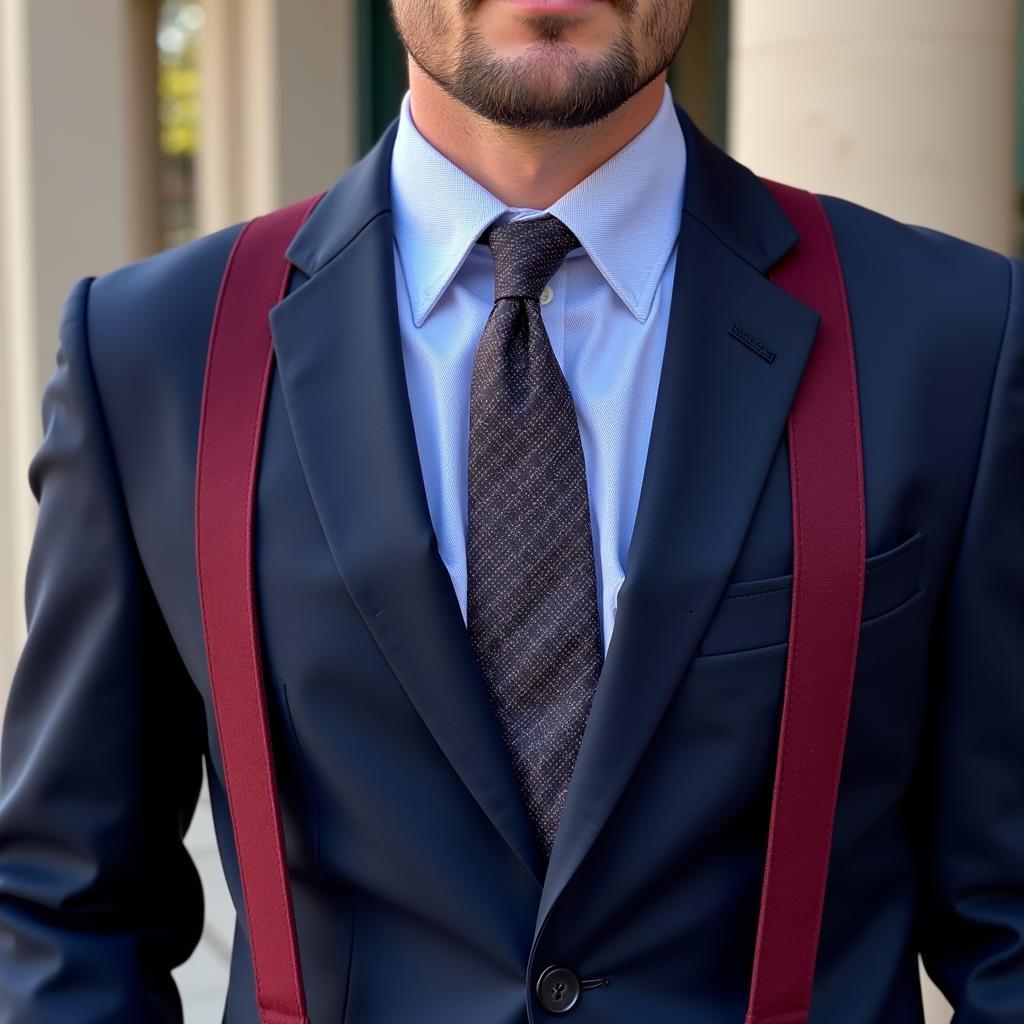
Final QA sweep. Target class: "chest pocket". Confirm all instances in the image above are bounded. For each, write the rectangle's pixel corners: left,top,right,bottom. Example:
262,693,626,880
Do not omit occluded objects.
697,531,926,657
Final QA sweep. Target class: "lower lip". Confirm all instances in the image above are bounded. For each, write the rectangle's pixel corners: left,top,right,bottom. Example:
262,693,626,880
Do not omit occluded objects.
498,0,603,10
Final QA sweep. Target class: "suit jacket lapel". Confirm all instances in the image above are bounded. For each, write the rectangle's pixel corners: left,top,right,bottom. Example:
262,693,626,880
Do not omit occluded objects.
269,120,545,888
266,103,822,918
532,108,822,938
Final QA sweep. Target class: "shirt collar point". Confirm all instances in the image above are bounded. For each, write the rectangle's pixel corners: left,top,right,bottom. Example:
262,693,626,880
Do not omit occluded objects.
628,298,653,324
412,294,435,328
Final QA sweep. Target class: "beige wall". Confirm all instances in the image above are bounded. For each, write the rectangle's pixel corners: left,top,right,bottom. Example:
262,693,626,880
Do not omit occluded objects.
197,0,358,232
729,0,1020,255
0,0,162,702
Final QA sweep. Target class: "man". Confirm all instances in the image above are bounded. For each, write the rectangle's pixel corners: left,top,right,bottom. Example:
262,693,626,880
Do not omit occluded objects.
0,0,1021,1021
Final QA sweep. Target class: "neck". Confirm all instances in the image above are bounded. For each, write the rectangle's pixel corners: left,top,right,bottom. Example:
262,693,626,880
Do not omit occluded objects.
406,62,667,210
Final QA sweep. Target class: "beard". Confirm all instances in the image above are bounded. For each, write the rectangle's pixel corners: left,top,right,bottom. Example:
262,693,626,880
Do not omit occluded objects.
391,0,690,131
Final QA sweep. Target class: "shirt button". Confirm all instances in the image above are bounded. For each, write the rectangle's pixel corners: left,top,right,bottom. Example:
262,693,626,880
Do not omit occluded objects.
539,284,554,305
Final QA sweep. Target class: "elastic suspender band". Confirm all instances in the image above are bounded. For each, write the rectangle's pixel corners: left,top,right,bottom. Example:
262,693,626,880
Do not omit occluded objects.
745,181,867,1024
195,192,324,1024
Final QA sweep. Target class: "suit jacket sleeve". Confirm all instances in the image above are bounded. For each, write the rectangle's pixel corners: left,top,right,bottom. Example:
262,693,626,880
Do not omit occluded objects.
916,254,1024,1018
0,277,208,1022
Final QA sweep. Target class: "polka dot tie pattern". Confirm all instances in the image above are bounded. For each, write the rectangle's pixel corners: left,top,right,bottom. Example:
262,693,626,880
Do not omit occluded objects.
467,214,604,866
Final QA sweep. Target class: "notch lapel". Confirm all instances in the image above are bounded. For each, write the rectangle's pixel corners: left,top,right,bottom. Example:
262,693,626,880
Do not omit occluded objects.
264,102,823,921
532,108,822,939
268,121,544,887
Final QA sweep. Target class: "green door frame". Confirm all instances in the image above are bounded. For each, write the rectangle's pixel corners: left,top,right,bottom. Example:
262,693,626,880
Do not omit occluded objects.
357,0,408,157
667,0,730,147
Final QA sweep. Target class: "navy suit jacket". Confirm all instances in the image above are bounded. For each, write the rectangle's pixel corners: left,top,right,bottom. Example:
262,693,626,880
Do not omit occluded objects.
1,103,1022,1024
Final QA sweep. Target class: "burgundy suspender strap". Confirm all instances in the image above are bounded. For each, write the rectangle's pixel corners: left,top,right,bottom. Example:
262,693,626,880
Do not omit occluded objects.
744,180,867,1024
195,193,324,1024
193,181,864,1024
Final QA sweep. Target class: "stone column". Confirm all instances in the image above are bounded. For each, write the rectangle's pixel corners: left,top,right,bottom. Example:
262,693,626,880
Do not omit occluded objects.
197,0,358,233
0,0,162,707
728,1,1020,255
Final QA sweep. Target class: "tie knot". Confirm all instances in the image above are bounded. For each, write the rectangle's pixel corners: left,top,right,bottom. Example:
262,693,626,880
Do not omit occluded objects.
480,214,580,303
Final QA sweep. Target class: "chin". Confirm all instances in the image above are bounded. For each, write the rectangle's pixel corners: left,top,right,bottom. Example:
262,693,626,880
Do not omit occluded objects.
503,44,615,78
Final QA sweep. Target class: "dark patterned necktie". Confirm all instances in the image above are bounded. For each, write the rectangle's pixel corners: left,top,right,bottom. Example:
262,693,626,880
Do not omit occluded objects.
467,214,604,863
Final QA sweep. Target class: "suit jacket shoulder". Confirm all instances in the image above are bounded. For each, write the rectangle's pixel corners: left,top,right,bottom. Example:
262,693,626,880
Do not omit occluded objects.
820,191,1012,377
819,193,1015,539
54,222,246,629
84,220,244,428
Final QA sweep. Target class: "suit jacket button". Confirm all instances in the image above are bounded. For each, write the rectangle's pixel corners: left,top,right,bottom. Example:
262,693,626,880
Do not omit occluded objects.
535,965,581,1014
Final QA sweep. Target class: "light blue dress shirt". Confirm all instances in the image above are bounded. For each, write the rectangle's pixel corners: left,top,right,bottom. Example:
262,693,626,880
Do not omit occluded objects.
389,82,687,656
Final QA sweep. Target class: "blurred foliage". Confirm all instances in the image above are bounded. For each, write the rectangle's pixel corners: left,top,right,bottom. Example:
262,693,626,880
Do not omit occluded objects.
157,1,203,158
157,1,203,248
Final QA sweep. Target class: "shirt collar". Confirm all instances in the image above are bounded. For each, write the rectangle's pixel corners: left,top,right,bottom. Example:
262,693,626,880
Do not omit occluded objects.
390,81,687,328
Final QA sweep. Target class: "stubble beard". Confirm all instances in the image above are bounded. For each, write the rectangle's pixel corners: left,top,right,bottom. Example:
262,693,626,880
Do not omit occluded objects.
391,0,689,131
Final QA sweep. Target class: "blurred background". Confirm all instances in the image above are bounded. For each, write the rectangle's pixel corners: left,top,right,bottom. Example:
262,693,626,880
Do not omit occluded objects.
1,0,1021,1019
